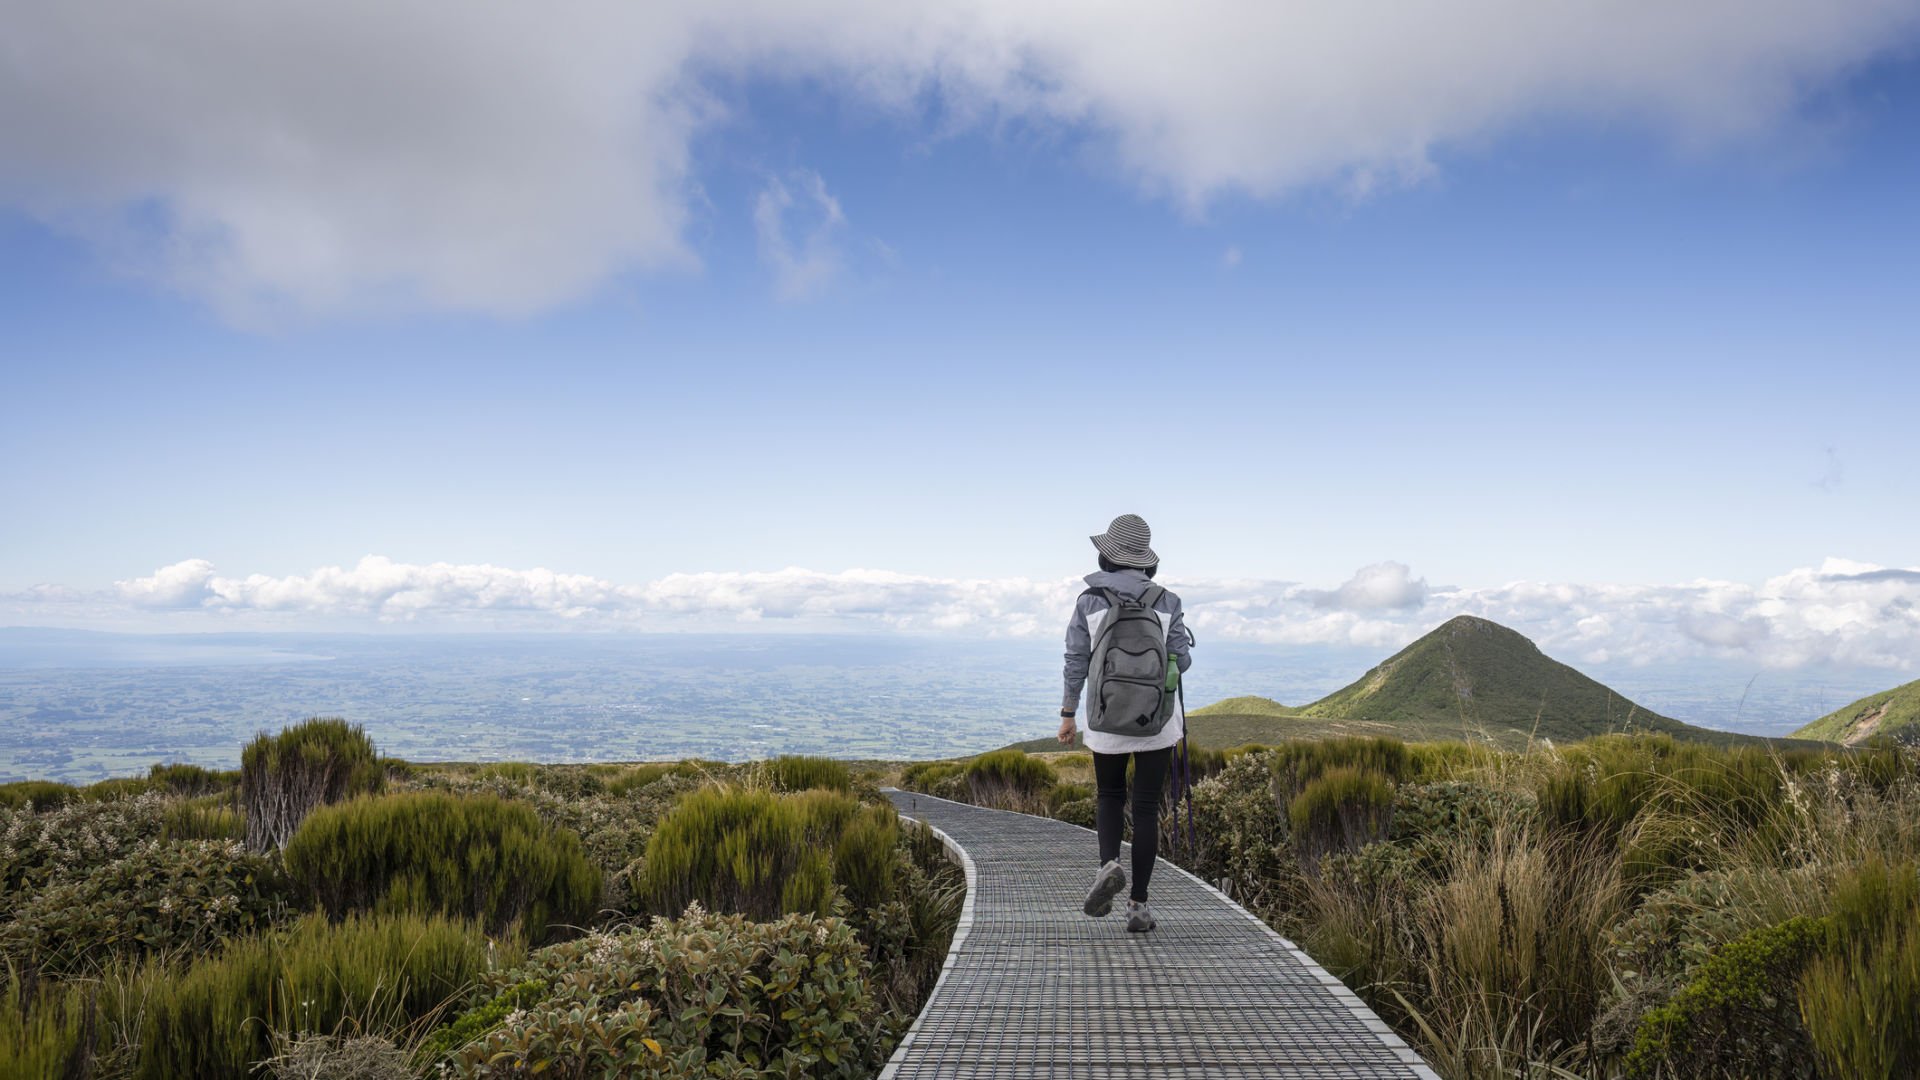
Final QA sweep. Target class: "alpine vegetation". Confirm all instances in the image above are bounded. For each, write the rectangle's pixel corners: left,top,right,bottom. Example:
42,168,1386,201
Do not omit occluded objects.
902,734,1920,1080
283,791,601,940
240,718,384,852
0,739,964,1079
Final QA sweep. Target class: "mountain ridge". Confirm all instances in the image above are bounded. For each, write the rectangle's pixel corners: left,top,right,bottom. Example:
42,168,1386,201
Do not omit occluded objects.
1791,677,1920,745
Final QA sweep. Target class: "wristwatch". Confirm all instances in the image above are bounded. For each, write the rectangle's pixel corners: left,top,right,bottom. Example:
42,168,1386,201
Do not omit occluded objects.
1059,709,1076,719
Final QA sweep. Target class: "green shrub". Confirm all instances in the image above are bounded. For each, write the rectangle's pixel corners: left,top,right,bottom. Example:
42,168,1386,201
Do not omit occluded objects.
451,909,883,1079
1391,780,1537,866
132,911,515,1080
1404,740,1496,779
762,755,854,792
1040,781,1096,828
0,838,288,976
1188,754,1298,914
147,762,239,796
898,761,962,793
640,786,899,920
1845,739,1920,792
1051,797,1095,828
474,761,537,785
1271,737,1413,803
1047,781,1093,811
468,762,612,798
241,718,384,852
161,796,245,842
568,777,703,917
0,781,78,810
826,794,902,913
964,750,1055,804
1625,916,1832,1079
1289,767,1395,869
1176,746,1228,785
0,793,168,916
1605,867,1773,985
284,791,600,940
606,763,675,797
81,776,154,800
0,968,104,1080
416,979,547,1068
1536,735,1787,845
641,787,820,919
1799,859,1920,1080
861,819,967,1016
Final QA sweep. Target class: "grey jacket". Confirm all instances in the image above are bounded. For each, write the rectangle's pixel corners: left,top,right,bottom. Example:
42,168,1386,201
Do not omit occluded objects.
1063,570,1194,752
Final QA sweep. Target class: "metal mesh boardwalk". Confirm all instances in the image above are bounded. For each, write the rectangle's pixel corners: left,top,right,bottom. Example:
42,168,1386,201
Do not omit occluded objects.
883,790,1439,1079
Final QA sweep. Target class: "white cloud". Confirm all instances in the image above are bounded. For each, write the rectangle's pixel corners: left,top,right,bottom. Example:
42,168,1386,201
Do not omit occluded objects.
1305,561,1429,611
117,555,633,618
3,0,1915,318
14,553,1902,673
754,170,847,300
117,559,219,609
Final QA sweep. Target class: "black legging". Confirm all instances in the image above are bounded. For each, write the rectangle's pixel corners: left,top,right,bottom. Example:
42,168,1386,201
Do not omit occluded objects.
1092,746,1172,902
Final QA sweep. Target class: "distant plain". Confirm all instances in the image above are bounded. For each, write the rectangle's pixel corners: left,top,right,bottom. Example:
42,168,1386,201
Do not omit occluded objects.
0,627,1900,783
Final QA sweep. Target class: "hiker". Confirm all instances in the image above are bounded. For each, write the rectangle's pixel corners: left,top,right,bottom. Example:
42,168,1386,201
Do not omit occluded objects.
1057,513,1194,933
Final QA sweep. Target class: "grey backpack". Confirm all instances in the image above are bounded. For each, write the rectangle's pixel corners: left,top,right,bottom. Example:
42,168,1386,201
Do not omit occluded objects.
1085,585,1177,736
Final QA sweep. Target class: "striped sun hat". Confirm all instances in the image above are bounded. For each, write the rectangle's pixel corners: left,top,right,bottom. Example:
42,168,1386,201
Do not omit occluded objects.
1090,514,1158,569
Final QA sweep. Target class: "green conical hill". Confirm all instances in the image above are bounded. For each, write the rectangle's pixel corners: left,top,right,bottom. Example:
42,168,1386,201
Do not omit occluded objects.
1000,615,1772,754
1297,615,1724,746
1190,695,1296,718
1791,678,1920,746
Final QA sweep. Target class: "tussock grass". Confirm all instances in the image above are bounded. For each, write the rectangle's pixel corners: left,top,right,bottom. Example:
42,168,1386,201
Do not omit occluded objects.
640,786,899,920
758,754,854,793
146,762,239,797
284,791,600,941
0,781,77,810
0,965,102,1080
128,911,513,1080
964,749,1056,811
1289,766,1395,868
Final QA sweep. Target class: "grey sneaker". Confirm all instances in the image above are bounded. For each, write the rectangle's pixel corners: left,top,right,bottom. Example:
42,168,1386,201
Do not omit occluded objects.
1126,900,1156,933
1083,860,1126,917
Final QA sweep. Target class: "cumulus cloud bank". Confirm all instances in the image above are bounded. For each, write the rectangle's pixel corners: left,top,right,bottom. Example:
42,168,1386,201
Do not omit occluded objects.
33,553,1911,672
5,0,1916,317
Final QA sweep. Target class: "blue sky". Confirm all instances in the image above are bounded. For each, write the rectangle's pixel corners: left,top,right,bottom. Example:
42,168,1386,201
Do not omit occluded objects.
3,2,1918,670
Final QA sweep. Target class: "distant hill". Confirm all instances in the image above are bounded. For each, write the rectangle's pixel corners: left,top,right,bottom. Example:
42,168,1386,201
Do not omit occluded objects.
1792,678,1920,746
1193,695,1296,717
1296,615,1758,747
1006,615,1766,753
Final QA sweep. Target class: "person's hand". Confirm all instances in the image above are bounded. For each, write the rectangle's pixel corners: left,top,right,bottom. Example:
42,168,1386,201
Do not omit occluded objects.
1057,716,1076,745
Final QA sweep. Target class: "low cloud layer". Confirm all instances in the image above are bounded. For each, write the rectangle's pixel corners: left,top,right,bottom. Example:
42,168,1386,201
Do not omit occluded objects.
7,553,1914,672
5,0,1916,317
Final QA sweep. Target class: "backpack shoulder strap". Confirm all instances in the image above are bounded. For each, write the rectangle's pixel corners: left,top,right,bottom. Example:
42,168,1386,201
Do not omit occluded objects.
1138,584,1166,610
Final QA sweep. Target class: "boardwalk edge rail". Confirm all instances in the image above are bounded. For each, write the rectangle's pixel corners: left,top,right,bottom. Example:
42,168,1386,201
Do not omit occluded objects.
878,805,977,1080
882,788,1441,1080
